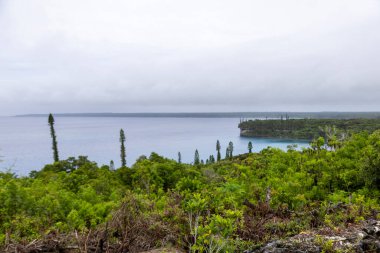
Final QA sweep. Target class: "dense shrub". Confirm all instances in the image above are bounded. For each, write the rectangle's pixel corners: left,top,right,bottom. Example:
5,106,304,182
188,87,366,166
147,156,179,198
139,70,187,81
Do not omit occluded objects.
0,131,379,252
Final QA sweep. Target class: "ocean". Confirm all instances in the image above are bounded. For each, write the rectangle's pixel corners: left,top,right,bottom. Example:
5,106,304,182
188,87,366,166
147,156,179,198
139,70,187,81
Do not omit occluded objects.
0,116,309,175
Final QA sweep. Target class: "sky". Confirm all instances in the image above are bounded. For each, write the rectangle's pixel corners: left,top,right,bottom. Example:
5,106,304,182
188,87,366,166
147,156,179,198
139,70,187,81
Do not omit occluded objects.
0,0,380,115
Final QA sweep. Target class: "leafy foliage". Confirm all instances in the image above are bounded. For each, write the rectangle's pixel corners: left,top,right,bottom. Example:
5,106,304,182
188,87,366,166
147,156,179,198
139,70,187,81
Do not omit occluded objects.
0,131,380,252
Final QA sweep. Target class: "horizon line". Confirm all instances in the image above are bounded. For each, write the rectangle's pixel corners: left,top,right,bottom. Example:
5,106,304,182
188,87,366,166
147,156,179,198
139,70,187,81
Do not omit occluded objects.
12,111,380,119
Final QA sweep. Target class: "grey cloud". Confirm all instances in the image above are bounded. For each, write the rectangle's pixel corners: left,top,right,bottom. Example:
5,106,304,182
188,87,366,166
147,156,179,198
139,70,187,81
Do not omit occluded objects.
0,0,380,115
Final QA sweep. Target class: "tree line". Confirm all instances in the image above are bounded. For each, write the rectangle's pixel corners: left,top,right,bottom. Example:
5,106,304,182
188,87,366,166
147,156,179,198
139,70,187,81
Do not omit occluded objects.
48,114,255,168
239,118,380,139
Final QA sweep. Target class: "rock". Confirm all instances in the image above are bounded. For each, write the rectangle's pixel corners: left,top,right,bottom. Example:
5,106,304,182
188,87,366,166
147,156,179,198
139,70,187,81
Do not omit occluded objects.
324,236,346,241
363,227,375,235
360,239,380,252
250,220,380,253
252,240,320,253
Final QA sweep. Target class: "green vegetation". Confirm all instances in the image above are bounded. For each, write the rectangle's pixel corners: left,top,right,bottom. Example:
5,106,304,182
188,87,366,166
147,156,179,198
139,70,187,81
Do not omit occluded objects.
248,141,253,153
206,155,215,165
194,149,200,165
239,118,380,139
225,147,230,160
228,141,234,158
216,140,221,162
48,113,59,162
1,130,379,252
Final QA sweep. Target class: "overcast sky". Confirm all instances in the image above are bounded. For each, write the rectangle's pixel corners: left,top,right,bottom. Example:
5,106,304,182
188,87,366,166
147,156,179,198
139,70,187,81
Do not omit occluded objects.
0,0,380,115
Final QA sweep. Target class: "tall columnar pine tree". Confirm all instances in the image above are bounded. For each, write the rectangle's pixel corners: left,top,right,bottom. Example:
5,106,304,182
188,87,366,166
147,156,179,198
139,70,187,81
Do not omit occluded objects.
225,147,230,159
248,141,253,153
178,152,182,164
209,155,215,163
194,149,200,165
120,129,126,167
216,140,221,161
228,141,234,158
48,113,59,162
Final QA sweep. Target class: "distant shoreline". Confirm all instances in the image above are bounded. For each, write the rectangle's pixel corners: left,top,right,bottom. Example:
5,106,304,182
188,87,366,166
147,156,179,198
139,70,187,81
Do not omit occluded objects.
14,112,380,119
239,118,380,139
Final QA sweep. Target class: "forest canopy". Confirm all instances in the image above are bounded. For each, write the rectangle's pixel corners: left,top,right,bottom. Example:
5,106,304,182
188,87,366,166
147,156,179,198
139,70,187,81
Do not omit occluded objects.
239,118,380,139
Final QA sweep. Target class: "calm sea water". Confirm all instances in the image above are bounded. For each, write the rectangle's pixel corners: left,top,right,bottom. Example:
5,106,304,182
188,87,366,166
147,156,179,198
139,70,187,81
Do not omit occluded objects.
0,117,309,176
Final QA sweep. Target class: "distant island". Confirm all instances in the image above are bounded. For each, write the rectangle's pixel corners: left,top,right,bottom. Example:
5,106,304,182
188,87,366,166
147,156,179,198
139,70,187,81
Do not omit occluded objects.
15,111,380,119
239,118,380,139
